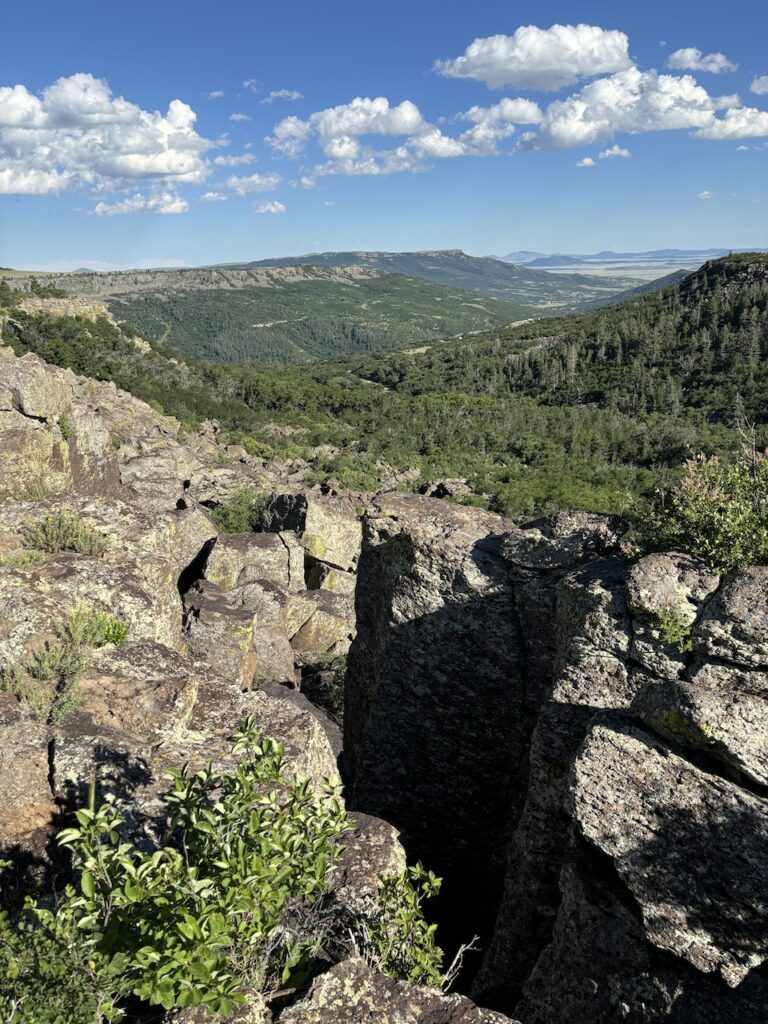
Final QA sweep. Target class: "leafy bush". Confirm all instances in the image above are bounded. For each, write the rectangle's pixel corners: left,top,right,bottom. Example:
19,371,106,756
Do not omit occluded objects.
654,605,693,653
24,511,108,556
0,719,350,1020
209,487,270,533
642,448,768,571
354,864,444,987
0,605,129,725
0,720,452,1020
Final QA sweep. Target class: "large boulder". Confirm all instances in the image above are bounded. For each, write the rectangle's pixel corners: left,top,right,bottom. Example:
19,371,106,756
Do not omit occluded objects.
572,718,768,986
0,416,71,500
263,492,362,572
205,532,303,593
633,663,768,786
279,958,516,1024
694,567,768,667
0,349,73,420
184,581,258,691
290,590,354,656
626,551,719,623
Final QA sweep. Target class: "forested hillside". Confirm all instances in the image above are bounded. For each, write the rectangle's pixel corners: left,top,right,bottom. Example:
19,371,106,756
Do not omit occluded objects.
2,254,765,521
107,272,529,363
233,249,641,309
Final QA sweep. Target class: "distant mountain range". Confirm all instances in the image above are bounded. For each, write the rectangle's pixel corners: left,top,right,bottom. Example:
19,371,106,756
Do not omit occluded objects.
495,247,767,280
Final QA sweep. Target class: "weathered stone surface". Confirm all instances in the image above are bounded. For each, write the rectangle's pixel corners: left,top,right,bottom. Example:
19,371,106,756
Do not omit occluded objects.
572,718,768,986
0,552,184,667
0,693,54,853
185,581,258,691
0,417,71,499
119,443,205,510
78,641,200,743
247,690,341,790
516,861,768,1024
346,493,524,946
279,958,516,1024
328,812,407,916
305,559,356,595
628,621,687,680
291,591,354,655
626,551,719,624
0,349,73,420
205,532,298,592
551,560,635,707
263,492,362,572
502,510,626,573
694,567,768,667
234,578,314,636
633,664,768,786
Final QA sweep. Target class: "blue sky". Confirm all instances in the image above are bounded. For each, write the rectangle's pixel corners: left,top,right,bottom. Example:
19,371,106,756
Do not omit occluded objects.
0,0,766,269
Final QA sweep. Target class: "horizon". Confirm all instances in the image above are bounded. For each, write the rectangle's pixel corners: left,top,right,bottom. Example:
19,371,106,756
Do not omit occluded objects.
5,245,767,277
1,1,767,269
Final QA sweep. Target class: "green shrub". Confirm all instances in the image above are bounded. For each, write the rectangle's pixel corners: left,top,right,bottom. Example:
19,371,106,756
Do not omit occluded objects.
209,487,270,533
354,864,444,987
654,605,693,653
58,413,73,441
0,719,351,1019
0,550,46,571
24,511,109,555
0,605,129,725
0,720,451,1020
640,448,768,571
0,879,123,1023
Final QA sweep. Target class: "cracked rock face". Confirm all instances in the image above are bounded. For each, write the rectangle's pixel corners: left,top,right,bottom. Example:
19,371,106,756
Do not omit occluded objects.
572,718,768,987
345,493,526,951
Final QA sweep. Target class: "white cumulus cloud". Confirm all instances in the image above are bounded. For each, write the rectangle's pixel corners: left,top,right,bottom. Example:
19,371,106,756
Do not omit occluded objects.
667,48,738,74
599,144,630,158
751,76,768,95
201,191,228,201
268,93,542,175
434,24,632,90
0,73,212,196
92,191,189,215
208,90,225,99
226,171,281,194
254,200,286,213
519,67,738,150
697,190,714,199
695,105,768,139
213,153,256,166
261,89,303,104
576,157,595,167
229,113,251,122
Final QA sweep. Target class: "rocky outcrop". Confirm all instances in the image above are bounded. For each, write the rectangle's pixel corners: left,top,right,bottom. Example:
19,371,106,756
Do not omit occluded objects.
3,338,768,1024
344,500,768,1023
345,492,525,947
278,958,517,1024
